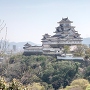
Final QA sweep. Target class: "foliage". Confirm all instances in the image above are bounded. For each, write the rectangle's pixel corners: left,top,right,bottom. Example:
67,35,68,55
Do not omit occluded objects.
0,76,45,90
40,61,79,89
0,77,89,90
73,45,85,56
26,82,45,90
1,54,90,89
70,79,89,90
0,76,6,89
63,45,70,54
84,66,90,81
64,85,82,90
73,44,90,57
8,78,24,90
62,79,89,90
86,84,90,90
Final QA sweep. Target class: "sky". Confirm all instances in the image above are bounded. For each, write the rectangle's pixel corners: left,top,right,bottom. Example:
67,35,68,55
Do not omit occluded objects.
0,0,90,44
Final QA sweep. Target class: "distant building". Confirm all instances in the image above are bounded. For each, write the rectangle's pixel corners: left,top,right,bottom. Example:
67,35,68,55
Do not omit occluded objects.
23,17,83,56
13,45,16,51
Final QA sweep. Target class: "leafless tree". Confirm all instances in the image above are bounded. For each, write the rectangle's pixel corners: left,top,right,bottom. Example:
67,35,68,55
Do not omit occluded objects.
0,20,9,57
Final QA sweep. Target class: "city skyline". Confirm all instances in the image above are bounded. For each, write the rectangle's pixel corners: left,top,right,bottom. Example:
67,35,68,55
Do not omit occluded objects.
0,0,90,44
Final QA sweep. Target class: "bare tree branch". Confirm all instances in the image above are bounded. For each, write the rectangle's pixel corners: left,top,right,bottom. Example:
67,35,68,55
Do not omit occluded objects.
0,20,4,27
0,20,8,56
0,23,6,32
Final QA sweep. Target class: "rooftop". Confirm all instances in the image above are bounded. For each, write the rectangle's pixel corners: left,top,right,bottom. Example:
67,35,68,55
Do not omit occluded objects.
58,17,73,23
24,43,31,47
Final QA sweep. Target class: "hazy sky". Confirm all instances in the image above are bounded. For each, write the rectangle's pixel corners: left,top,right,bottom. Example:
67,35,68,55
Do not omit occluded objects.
0,0,90,44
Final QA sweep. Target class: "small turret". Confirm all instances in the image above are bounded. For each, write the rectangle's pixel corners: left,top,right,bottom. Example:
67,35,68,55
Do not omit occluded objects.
41,33,51,40
23,43,31,49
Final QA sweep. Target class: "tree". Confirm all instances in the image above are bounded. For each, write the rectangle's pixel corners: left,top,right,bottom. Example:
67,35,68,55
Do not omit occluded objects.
40,61,79,89
73,44,89,57
8,78,23,90
0,76,6,90
26,82,45,90
63,45,70,54
0,19,9,57
84,66,90,81
70,79,89,90
64,85,83,90
61,79,89,90
86,84,90,90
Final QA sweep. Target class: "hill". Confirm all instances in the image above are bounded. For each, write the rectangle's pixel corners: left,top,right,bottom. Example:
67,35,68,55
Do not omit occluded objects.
9,41,37,50
5,38,90,51
82,37,90,45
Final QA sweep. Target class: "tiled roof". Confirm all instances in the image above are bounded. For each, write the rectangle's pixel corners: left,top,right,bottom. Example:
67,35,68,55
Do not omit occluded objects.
58,17,73,23
43,33,50,36
41,17,82,44
24,43,31,47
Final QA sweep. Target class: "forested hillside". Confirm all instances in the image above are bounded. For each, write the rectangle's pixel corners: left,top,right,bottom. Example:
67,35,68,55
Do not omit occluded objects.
0,54,90,90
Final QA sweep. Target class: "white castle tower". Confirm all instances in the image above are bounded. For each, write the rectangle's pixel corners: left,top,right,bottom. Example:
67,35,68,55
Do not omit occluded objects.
42,17,82,49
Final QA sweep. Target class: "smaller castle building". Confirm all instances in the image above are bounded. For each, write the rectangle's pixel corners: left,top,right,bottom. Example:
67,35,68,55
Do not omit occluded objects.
23,43,43,55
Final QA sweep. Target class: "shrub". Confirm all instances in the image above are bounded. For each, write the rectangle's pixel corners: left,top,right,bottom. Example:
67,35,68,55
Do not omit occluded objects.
64,85,82,90
86,84,90,90
26,82,45,90
70,79,89,90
